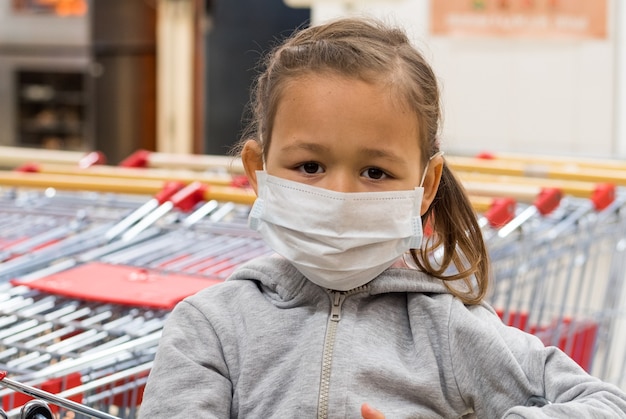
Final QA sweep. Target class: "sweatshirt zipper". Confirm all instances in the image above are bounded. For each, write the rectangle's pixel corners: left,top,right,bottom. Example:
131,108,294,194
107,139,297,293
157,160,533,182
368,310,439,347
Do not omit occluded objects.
317,287,366,419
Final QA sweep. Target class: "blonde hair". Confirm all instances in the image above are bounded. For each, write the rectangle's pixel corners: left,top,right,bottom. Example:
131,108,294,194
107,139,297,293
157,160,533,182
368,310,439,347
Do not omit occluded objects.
239,17,489,304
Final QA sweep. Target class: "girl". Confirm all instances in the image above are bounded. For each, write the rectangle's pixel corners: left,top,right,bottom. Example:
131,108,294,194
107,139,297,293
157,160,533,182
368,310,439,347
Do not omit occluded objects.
139,17,626,418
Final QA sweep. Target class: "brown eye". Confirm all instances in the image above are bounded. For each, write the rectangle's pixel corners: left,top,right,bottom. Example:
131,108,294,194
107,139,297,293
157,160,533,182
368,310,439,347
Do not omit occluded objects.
362,167,387,180
300,162,322,174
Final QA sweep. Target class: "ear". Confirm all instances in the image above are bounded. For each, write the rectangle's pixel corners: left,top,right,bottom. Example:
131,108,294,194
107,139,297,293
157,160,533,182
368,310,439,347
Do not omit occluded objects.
241,139,264,194
420,154,443,215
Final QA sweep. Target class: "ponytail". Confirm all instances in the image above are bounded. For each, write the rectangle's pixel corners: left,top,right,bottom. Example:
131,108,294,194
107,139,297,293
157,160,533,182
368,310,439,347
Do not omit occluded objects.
412,162,489,305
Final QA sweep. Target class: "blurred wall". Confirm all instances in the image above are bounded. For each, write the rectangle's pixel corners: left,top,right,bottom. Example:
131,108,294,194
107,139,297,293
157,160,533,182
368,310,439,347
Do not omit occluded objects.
298,0,621,159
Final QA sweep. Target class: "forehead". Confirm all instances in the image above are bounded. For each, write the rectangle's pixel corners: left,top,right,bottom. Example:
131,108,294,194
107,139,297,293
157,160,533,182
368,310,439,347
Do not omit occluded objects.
268,74,421,161
277,71,411,111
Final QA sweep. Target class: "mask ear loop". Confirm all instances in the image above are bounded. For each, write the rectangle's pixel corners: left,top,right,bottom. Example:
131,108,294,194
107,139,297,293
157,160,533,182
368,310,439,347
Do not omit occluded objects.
419,151,445,187
404,151,445,269
258,134,267,170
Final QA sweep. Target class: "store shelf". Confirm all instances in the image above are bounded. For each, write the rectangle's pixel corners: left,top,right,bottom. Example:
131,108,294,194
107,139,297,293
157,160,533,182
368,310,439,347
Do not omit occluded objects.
15,69,88,151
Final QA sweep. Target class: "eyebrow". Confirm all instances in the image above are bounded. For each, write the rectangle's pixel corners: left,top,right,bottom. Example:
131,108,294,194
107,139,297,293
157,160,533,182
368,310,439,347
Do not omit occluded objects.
279,141,330,154
359,147,405,164
279,141,405,164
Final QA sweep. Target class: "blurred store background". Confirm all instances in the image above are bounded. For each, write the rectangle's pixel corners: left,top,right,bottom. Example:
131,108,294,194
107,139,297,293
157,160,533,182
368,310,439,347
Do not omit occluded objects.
0,0,624,163
1,3,626,412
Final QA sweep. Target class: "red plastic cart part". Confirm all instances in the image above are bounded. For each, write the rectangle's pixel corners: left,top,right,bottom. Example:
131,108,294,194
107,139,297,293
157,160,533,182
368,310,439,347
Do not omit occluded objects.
591,183,615,211
154,180,186,204
110,371,148,407
170,181,209,212
230,174,250,188
496,309,598,372
475,151,495,160
11,262,223,310
534,187,562,215
78,151,106,168
104,181,187,242
484,197,516,228
14,162,40,172
118,149,151,168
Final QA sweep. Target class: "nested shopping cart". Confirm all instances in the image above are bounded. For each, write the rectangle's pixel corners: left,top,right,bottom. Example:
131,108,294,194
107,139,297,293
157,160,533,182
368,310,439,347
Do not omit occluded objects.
0,148,625,418
0,152,265,418
0,206,269,418
459,153,626,391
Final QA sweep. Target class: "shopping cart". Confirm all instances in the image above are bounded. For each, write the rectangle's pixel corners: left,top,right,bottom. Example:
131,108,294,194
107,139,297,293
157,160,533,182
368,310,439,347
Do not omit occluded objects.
1,369,122,418
0,278,163,418
0,187,153,273
0,149,624,418
0,159,266,417
0,196,269,417
480,184,626,391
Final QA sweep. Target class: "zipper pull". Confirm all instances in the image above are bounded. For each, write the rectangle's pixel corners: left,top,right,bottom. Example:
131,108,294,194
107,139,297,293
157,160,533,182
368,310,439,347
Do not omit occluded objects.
330,291,346,322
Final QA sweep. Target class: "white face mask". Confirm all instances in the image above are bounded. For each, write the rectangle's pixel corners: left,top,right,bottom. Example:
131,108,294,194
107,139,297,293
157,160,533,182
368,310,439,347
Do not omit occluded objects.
248,171,425,291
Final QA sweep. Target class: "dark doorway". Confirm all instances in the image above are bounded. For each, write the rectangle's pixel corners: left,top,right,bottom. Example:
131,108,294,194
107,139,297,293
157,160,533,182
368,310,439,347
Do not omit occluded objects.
204,0,309,155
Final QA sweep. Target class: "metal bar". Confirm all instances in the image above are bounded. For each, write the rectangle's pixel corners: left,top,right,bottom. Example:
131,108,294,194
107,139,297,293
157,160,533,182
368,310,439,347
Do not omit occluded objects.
0,371,121,419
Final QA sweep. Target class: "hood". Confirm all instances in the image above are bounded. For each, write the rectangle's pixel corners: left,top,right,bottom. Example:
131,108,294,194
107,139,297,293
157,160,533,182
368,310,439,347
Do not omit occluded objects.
227,255,452,304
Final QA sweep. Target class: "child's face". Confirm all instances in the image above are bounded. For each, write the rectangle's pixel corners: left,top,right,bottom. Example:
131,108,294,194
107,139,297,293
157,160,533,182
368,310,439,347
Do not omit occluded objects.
265,74,425,194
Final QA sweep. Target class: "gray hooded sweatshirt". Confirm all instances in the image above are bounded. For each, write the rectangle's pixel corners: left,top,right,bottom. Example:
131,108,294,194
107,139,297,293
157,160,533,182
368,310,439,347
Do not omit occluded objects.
139,256,626,418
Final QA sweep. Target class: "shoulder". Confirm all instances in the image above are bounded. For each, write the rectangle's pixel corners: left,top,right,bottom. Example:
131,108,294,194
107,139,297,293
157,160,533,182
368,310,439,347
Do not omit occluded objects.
444,297,552,383
172,255,313,319
446,297,542,349
405,289,549,371
180,277,261,317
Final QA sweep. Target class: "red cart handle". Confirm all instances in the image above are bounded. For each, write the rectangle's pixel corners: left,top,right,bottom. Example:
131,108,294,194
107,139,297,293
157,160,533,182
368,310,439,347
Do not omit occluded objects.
591,183,615,211
534,188,562,215
484,197,516,228
170,181,209,212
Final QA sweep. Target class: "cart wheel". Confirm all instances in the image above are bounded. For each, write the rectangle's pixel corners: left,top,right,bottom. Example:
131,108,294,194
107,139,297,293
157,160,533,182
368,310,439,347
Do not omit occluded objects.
20,400,53,419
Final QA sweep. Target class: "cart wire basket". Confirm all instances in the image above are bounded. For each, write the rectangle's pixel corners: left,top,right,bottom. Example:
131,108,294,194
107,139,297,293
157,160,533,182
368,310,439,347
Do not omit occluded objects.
0,150,625,417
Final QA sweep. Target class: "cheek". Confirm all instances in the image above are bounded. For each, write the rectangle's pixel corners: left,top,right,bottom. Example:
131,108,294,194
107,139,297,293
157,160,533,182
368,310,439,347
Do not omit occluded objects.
265,169,303,186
